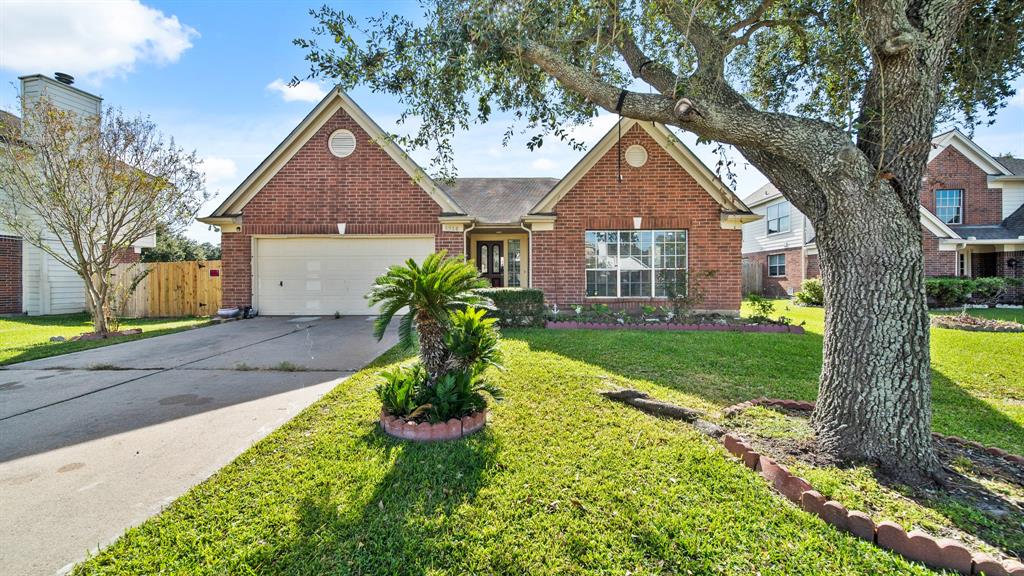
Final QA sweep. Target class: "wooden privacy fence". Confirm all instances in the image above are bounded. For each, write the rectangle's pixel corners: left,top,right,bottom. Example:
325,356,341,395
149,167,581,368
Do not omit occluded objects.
741,258,763,296
107,260,222,318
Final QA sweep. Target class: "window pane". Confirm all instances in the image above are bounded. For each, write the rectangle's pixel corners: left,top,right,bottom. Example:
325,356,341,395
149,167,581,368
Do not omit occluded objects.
492,245,501,273
478,244,488,273
620,270,650,297
508,239,521,287
586,270,616,297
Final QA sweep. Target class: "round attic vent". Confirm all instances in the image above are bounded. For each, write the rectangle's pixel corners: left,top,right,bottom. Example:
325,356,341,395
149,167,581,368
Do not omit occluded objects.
328,129,356,158
625,144,648,168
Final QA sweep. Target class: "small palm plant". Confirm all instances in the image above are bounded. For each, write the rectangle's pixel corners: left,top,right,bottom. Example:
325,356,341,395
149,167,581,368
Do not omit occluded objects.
366,251,492,377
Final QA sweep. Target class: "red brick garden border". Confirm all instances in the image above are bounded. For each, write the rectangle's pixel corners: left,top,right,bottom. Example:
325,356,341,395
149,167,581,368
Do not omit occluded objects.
721,432,1023,575
380,410,486,442
723,398,1024,467
546,321,804,334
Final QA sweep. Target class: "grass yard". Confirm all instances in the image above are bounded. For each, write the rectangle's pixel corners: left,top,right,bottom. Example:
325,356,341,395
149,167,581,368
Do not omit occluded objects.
0,313,212,365
73,301,1021,575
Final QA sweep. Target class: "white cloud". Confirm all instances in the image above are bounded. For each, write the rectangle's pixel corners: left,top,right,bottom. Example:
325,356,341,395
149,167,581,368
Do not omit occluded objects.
530,158,557,171
0,0,197,81
201,156,238,189
266,79,327,103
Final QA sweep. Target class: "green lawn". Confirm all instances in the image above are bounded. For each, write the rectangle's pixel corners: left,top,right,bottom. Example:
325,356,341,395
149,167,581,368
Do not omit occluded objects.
72,302,1022,575
0,313,212,365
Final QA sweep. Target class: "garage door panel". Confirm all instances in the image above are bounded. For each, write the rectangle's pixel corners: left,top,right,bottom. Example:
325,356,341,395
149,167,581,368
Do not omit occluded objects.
255,237,435,315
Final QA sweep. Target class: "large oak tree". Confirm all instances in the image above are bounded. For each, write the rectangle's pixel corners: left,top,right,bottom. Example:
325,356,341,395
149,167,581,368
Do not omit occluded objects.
296,0,1023,483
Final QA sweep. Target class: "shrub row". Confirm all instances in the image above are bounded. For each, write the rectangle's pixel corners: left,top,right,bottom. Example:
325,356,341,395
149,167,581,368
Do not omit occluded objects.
476,288,546,327
925,276,1021,308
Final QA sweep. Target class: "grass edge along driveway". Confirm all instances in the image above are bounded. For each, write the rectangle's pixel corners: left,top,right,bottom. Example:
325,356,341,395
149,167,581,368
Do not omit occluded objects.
0,313,212,366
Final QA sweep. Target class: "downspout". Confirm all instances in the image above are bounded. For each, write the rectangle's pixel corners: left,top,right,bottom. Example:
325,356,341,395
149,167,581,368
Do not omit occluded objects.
520,221,533,288
463,220,476,261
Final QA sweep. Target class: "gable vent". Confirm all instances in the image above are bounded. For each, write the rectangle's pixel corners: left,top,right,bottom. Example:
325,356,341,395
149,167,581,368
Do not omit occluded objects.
329,129,356,158
625,144,648,168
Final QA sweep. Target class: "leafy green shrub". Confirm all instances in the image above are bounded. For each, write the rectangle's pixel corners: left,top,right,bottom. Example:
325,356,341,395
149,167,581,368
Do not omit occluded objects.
746,293,775,321
417,368,504,423
444,306,502,372
925,277,975,308
376,363,427,417
794,278,824,306
476,287,545,327
969,276,1020,305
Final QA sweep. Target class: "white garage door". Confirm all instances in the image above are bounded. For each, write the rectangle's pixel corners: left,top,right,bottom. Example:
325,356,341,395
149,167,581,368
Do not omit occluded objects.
254,236,435,315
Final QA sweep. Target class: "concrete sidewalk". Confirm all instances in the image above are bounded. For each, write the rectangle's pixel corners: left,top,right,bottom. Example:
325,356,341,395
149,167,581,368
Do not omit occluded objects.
0,316,394,575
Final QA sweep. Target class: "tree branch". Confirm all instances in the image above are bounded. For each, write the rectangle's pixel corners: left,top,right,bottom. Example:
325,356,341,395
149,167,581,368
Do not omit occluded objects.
615,30,680,96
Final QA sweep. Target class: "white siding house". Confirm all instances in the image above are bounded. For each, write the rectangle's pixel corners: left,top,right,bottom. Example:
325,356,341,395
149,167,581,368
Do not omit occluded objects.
0,74,154,316
741,182,813,255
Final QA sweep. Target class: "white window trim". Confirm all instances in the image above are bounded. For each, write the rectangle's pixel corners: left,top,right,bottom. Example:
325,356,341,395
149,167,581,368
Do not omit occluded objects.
584,230,689,299
766,201,792,236
768,253,787,277
935,189,963,225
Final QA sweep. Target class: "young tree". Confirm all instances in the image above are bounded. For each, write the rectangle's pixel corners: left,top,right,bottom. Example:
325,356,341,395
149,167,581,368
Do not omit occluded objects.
0,97,205,333
296,0,1022,483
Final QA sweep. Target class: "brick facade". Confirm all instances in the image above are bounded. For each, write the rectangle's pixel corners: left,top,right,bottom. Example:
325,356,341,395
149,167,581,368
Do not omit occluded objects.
220,106,461,307
921,146,1002,225
922,226,957,277
805,253,820,279
744,247,804,297
531,124,742,312
112,247,140,264
0,235,22,314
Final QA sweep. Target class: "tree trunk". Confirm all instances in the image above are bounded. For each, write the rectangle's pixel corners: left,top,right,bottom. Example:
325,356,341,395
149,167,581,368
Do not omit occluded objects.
416,312,447,379
810,180,940,485
84,281,110,334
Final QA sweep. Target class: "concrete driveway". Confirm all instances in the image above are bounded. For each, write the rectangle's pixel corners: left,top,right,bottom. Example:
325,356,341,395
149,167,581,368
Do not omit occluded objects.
0,315,396,576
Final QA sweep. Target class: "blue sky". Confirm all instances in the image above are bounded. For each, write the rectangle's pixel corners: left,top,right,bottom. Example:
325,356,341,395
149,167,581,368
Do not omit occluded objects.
2,0,1022,244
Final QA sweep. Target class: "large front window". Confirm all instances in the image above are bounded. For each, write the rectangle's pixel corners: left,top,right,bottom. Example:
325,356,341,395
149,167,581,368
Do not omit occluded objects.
766,201,791,235
585,230,687,298
936,189,962,224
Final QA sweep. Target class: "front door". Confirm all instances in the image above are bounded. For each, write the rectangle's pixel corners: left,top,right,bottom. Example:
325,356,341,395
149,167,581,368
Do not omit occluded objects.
477,241,504,287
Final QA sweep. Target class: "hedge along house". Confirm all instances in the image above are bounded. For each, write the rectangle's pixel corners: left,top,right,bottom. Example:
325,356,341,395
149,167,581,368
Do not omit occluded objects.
199,88,759,316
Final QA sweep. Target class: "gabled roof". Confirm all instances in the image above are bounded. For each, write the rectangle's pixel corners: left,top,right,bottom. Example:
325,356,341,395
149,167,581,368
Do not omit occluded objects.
929,129,1013,176
440,178,558,224
202,88,463,221
742,182,783,208
996,155,1024,176
529,119,752,215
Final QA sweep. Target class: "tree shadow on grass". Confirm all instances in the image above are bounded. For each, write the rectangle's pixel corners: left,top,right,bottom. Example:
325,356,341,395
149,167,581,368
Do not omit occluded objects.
512,328,1024,453
259,426,498,575
511,327,1024,559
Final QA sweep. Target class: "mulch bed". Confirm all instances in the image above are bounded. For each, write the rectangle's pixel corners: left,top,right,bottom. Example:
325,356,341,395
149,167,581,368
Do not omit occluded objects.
70,328,143,341
930,314,1024,333
547,320,804,334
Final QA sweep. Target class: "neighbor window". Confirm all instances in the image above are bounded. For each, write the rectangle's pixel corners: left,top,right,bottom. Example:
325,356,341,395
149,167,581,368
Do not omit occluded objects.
936,189,962,224
766,201,791,235
768,254,786,277
585,230,687,298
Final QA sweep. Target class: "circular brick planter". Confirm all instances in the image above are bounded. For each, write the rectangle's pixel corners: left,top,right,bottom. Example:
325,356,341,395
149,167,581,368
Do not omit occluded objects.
380,409,487,442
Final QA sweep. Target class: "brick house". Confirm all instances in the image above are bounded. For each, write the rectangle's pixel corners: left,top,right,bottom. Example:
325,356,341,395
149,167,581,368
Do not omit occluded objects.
0,74,151,316
199,88,759,316
741,129,1024,302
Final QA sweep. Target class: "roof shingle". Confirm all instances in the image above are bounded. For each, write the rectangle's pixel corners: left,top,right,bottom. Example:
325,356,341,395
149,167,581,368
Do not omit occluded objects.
439,177,559,224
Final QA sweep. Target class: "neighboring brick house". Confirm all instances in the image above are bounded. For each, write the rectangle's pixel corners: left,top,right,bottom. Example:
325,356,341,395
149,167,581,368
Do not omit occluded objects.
199,88,759,315
0,74,154,316
741,129,1024,303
